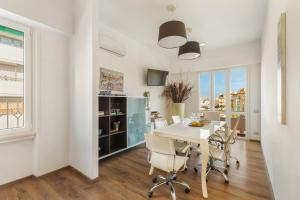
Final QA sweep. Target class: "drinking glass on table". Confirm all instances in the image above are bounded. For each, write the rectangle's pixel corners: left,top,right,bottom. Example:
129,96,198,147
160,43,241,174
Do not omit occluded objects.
190,112,200,121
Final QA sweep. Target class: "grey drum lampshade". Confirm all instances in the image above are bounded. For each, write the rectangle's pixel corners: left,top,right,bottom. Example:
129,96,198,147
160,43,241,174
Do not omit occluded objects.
158,20,187,49
178,41,201,60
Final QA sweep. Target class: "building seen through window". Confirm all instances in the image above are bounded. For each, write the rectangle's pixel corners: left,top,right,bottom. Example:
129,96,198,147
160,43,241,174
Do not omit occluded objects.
0,25,24,130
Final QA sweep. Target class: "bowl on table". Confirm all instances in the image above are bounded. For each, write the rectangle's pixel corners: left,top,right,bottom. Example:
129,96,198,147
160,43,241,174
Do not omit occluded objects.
189,121,205,127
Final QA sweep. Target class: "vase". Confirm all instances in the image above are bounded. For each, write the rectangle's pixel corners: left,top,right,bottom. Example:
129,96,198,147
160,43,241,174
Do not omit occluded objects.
172,103,185,119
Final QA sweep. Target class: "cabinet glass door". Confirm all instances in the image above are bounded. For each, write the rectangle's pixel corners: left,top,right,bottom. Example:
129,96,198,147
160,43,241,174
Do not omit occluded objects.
127,98,147,147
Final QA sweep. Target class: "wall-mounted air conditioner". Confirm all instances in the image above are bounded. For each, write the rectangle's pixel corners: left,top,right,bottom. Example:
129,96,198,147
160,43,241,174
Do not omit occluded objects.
99,33,126,57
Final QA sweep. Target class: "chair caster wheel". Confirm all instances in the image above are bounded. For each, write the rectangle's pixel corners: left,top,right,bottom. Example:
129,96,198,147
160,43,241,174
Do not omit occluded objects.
184,167,188,171
184,188,191,194
226,164,230,168
152,177,157,183
224,169,228,174
194,168,198,173
206,178,208,182
236,161,240,167
225,179,229,184
147,191,153,198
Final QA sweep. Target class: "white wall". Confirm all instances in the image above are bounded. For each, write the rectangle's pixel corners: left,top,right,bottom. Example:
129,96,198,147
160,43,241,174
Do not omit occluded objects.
261,0,300,199
171,41,261,73
95,23,171,117
33,29,70,176
69,0,98,180
0,29,70,185
248,64,261,140
0,139,33,184
0,0,73,35
0,9,71,184
69,0,171,180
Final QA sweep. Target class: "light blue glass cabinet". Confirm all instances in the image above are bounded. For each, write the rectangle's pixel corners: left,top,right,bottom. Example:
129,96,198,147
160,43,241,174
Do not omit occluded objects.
127,97,150,147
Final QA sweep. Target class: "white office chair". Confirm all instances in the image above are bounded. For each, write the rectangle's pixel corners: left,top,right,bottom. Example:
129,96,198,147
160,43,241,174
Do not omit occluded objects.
154,118,168,129
195,118,241,183
203,111,221,121
154,119,190,155
172,115,181,124
145,134,191,200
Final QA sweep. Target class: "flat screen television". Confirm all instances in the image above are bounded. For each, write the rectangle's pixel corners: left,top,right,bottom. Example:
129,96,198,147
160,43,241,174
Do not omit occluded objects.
147,69,169,86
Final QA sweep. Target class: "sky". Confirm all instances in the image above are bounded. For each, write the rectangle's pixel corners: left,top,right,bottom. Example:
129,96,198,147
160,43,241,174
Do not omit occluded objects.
199,68,246,98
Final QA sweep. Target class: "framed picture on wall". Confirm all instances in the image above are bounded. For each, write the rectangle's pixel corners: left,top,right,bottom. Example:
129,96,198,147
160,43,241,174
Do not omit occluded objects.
277,13,286,125
100,68,124,92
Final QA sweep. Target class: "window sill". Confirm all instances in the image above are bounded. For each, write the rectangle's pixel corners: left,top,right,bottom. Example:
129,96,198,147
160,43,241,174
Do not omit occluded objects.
0,132,36,144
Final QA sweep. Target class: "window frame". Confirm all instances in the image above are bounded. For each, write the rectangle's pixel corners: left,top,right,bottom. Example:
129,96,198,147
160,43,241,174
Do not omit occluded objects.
0,17,33,139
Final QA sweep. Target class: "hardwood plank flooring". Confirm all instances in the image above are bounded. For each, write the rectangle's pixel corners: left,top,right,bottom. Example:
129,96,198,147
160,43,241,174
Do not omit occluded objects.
0,140,274,200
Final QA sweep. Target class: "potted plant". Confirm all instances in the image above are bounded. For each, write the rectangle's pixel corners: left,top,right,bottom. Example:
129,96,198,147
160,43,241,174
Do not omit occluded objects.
163,81,193,118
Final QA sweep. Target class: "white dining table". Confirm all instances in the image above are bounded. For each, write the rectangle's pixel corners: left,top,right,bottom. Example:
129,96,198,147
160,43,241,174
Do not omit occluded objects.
154,120,227,199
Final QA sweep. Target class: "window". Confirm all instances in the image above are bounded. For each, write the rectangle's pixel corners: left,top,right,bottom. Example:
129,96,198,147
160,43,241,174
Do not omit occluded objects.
0,18,32,135
230,68,246,112
199,72,211,111
199,67,248,137
214,71,226,111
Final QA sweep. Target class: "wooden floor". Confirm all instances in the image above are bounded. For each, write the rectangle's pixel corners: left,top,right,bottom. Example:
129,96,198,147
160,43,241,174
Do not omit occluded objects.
0,140,273,200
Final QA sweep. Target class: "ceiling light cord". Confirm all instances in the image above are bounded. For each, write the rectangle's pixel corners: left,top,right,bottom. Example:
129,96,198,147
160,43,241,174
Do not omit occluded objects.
186,27,192,41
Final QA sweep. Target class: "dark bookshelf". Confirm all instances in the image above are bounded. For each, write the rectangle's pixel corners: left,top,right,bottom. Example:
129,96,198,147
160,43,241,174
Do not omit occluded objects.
98,96,127,159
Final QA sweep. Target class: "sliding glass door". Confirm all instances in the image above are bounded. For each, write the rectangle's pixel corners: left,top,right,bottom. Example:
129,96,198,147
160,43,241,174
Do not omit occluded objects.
199,67,248,137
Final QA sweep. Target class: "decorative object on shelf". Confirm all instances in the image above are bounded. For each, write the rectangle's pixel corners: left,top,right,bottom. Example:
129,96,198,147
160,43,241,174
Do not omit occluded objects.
158,4,187,49
111,109,120,115
163,81,193,118
143,91,150,98
98,111,105,116
277,13,286,125
99,90,112,96
111,102,124,115
112,121,121,132
178,28,206,60
111,93,126,96
100,68,124,92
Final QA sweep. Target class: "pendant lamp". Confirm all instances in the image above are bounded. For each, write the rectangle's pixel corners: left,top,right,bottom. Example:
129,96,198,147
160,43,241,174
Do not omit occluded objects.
178,41,201,60
158,5,187,49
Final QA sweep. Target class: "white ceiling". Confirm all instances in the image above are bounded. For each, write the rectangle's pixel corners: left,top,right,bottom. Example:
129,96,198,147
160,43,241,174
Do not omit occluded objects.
98,0,268,56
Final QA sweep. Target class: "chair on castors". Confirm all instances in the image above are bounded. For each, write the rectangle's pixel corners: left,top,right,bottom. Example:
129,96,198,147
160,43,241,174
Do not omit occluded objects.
172,115,182,124
154,119,190,156
194,118,241,183
145,134,191,200
203,111,221,121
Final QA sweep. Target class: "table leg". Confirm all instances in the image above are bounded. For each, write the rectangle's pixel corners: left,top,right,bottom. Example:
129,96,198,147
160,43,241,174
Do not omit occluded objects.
200,141,209,198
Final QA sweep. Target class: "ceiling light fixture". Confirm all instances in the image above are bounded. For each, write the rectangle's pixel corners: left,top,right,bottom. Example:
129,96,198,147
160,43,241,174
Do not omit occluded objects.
178,41,201,60
178,28,202,60
158,5,187,49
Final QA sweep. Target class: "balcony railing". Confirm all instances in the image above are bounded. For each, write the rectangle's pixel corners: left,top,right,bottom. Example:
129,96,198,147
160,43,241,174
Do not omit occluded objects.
0,96,24,130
